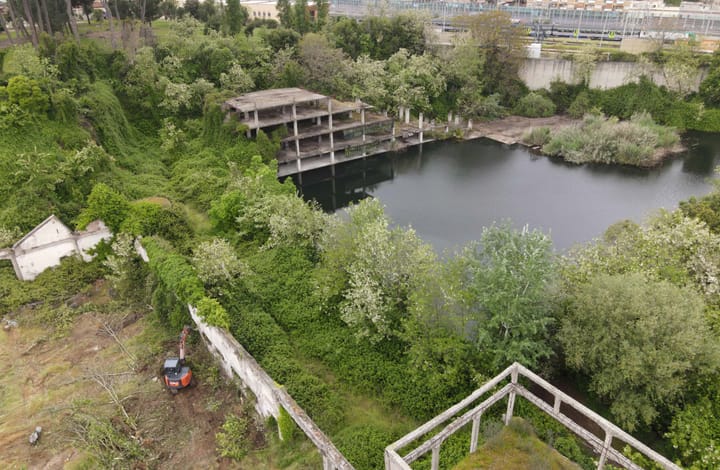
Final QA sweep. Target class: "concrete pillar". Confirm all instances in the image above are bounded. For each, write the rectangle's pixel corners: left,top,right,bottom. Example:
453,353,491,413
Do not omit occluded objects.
361,107,366,143
597,432,613,470
254,109,259,128
404,107,410,124
470,414,481,453
447,111,453,124
292,103,300,159
391,122,396,144
328,98,333,131
468,119,473,130
419,112,424,144
505,367,519,426
431,446,440,470
398,105,403,119
455,115,460,125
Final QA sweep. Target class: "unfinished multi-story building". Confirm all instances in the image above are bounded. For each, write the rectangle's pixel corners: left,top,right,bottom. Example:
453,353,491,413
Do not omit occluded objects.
222,88,396,178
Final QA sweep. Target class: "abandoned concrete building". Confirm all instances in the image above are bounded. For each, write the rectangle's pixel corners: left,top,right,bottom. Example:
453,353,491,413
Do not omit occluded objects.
0,215,112,281
222,88,398,178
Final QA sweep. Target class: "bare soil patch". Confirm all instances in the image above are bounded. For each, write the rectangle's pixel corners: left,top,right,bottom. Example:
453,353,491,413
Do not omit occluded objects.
1,285,261,469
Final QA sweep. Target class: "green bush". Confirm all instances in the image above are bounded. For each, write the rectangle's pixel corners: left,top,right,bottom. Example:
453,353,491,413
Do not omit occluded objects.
567,91,593,119
6,75,49,115
547,81,585,113
216,414,250,460
334,425,397,470
277,407,298,441
541,112,678,166
523,127,551,146
513,92,556,118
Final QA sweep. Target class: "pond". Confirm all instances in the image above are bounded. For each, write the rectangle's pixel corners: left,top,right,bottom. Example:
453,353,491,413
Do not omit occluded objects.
293,132,720,252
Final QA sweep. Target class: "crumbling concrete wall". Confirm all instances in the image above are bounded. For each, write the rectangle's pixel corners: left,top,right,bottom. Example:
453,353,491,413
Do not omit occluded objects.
187,304,355,470
1,215,112,281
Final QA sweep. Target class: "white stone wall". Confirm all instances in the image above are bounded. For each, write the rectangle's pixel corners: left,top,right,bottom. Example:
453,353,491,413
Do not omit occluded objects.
15,240,78,281
76,230,113,261
189,305,281,419
16,217,73,251
6,216,112,281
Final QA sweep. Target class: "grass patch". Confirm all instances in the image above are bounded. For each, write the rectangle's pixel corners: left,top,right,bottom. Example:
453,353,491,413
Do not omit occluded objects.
453,417,582,470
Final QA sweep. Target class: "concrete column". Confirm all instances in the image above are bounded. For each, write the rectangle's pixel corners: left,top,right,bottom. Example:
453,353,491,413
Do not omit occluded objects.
391,122,396,144
597,432,613,470
468,119,473,130
404,107,410,124
398,105,403,119
505,367,519,426
327,98,333,131
292,103,300,159
419,112,424,144
361,107,366,143
455,115,460,126
254,108,259,128
447,111,453,124
470,414,481,453
431,446,440,470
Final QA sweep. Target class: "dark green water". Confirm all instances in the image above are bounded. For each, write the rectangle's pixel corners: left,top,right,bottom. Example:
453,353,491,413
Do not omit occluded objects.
294,132,720,251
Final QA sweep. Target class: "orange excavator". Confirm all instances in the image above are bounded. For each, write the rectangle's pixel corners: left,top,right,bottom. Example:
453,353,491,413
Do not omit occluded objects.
163,326,193,393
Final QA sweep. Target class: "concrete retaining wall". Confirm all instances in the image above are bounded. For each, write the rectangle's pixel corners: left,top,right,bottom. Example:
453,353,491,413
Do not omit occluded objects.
188,304,354,470
519,58,705,91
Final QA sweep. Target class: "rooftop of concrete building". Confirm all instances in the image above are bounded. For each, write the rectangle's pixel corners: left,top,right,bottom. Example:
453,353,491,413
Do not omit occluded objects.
224,88,327,113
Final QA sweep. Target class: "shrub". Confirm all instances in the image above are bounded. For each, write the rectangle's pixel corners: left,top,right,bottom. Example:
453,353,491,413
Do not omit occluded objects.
277,407,298,441
216,414,250,460
547,81,585,113
542,112,678,166
334,425,397,470
513,92,556,118
567,91,593,119
523,127,551,146
6,75,49,115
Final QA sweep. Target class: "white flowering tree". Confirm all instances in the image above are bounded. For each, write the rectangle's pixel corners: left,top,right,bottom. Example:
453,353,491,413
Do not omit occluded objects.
319,198,436,344
192,238,248,287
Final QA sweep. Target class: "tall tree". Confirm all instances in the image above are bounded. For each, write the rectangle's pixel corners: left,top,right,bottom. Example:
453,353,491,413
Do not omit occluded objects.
223,0,245,35
65,0,80,41
102,0,117,49
22,0,39,47
559,272,720,431
275,0,291,28
7,2,28,41
0,11,15,44
38,0,52,35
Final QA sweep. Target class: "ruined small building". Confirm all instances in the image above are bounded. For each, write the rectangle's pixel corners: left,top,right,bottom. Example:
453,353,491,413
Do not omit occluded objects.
223,88,396,177
0,215,112,281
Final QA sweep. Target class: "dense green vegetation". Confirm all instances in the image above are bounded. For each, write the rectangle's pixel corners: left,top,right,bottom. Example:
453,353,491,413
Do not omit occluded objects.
527,112,680,166
4,7,720,470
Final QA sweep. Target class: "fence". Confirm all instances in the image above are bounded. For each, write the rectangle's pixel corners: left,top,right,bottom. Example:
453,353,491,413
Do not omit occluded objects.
385,362,681,470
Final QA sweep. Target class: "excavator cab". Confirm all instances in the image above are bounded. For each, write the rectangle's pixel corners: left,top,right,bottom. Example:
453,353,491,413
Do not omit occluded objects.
163,326,193,393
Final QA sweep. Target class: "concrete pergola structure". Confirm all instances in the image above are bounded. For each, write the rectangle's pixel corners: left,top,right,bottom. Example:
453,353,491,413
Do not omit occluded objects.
385,363,682,470
223,88,397,178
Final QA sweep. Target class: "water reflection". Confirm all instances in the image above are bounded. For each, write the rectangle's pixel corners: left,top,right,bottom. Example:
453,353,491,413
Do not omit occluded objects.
294,136,720,252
